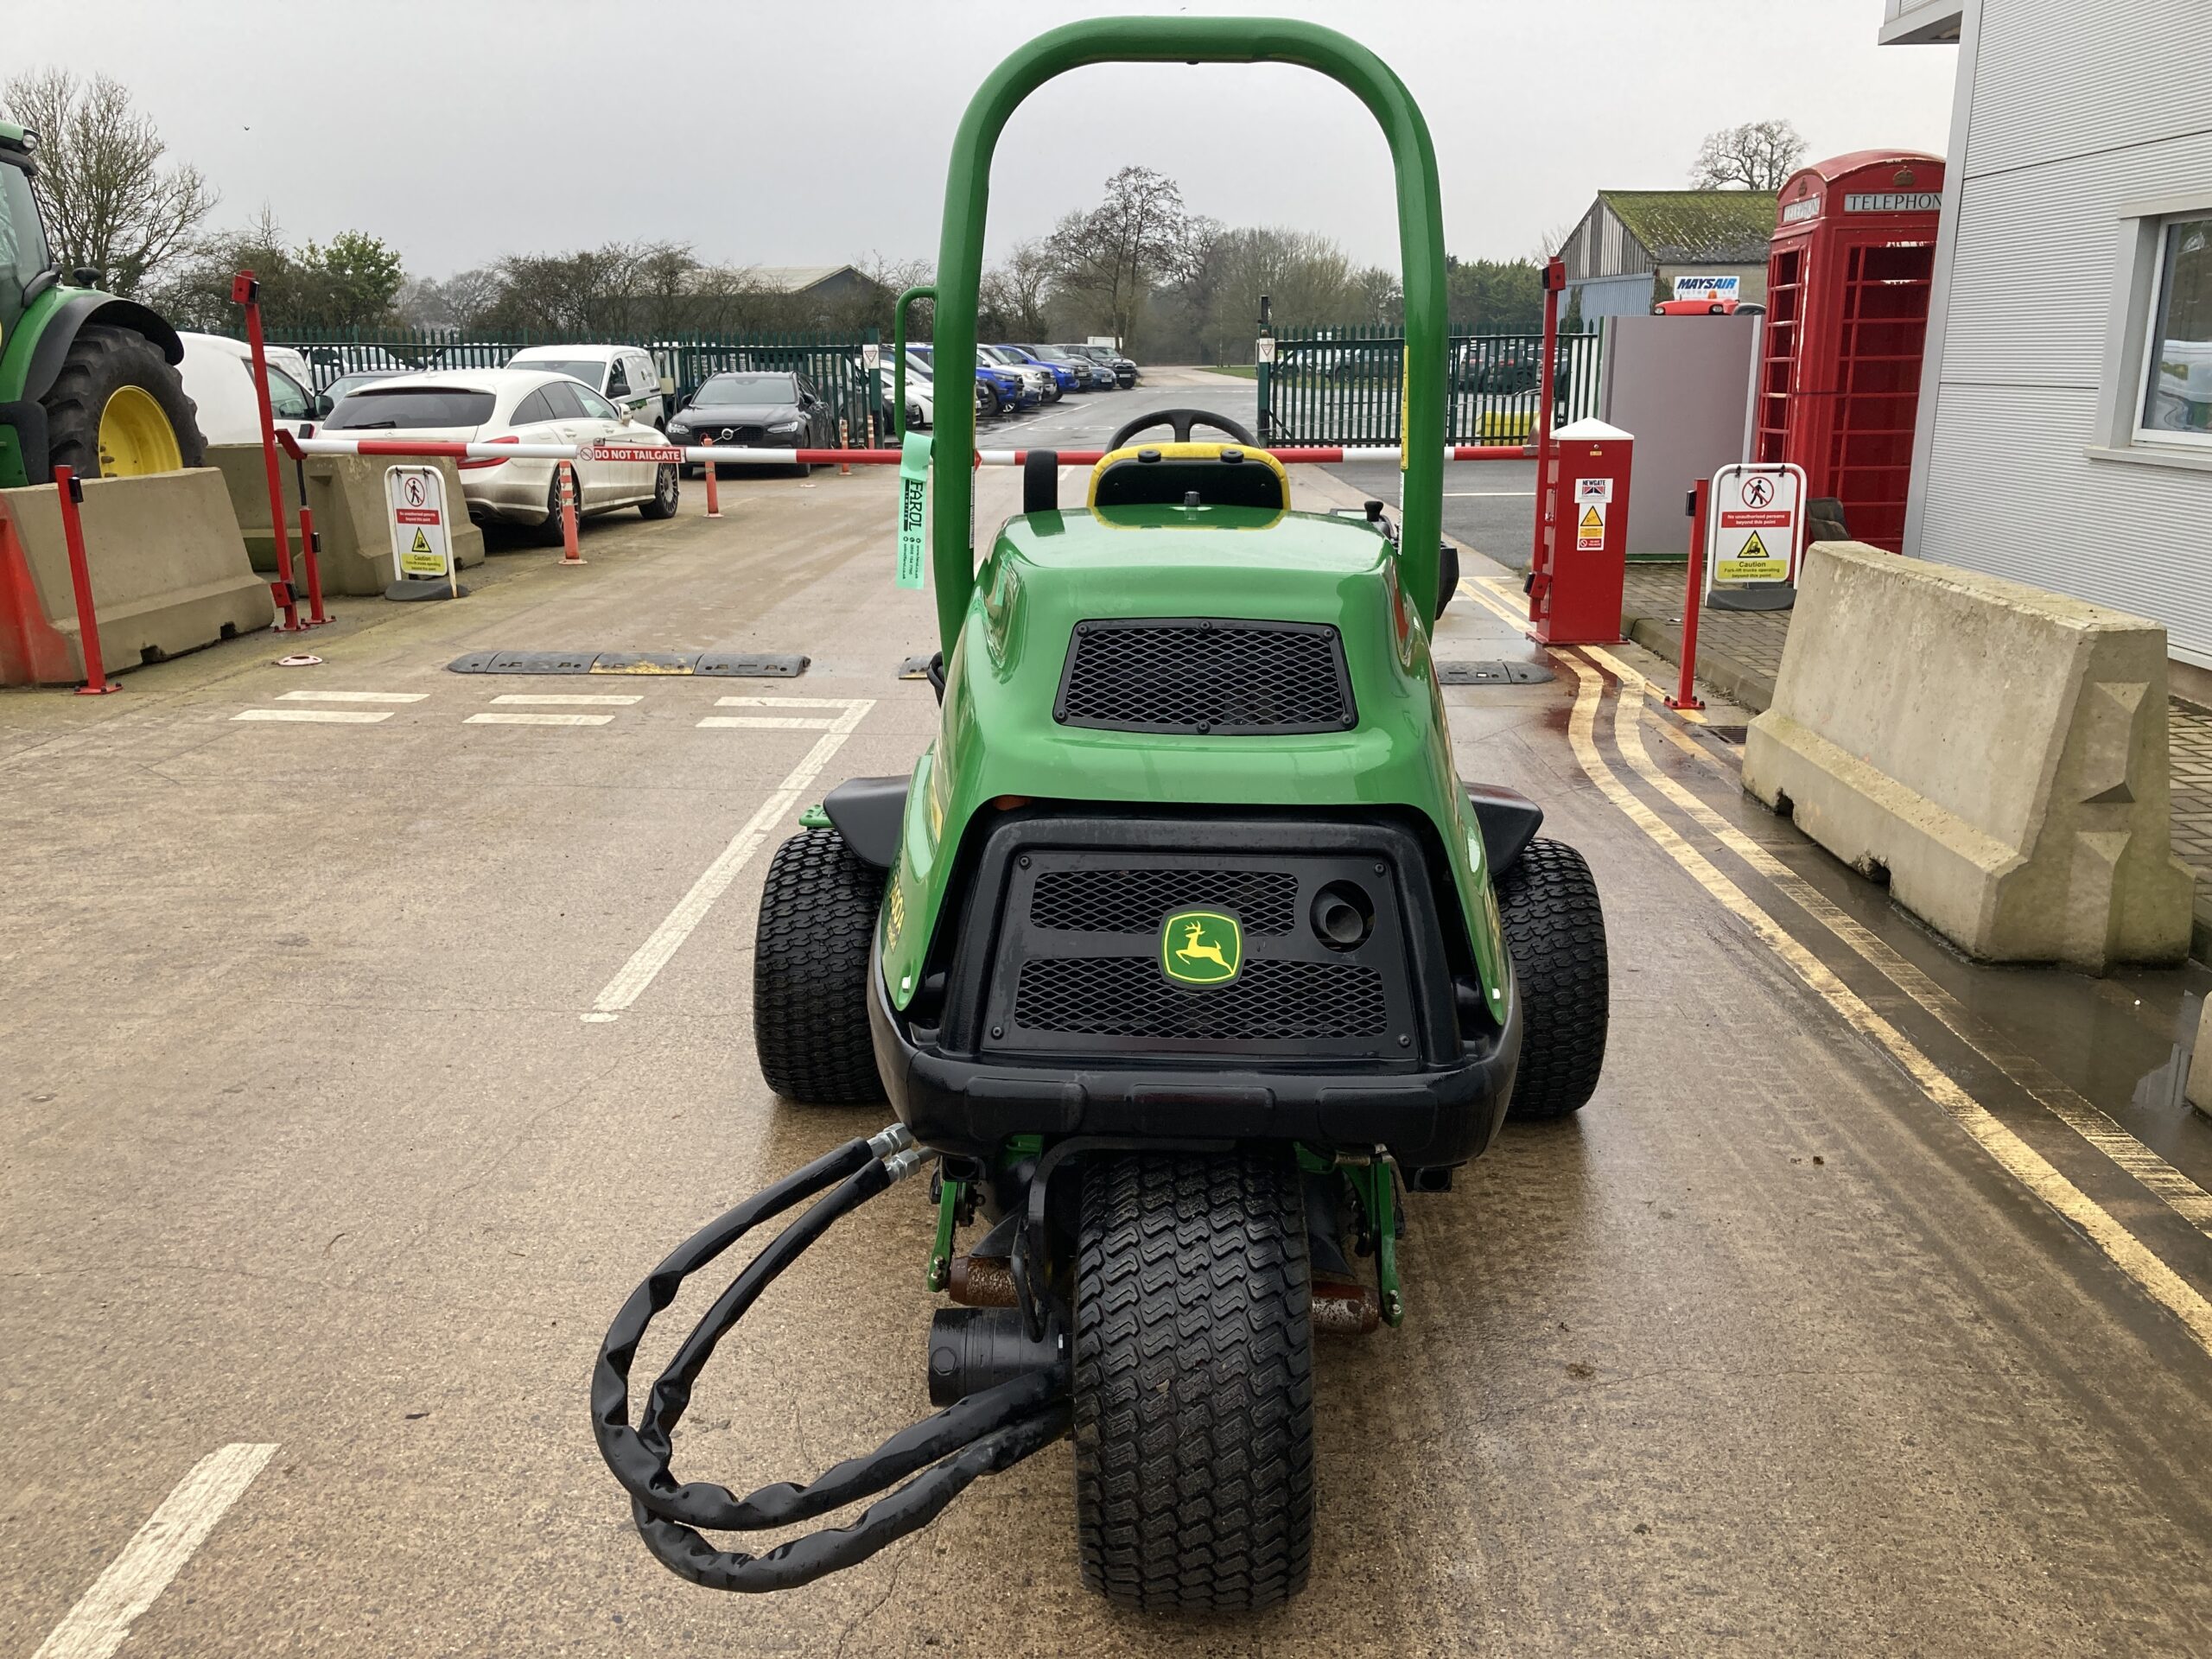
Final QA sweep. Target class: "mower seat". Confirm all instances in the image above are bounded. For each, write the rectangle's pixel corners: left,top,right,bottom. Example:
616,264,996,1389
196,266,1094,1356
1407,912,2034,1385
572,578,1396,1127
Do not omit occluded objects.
1086,442,1290,512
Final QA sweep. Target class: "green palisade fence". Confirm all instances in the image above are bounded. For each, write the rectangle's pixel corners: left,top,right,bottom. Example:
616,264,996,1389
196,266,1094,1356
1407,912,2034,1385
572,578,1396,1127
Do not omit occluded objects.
1262,325,1603,447
258,327,891,444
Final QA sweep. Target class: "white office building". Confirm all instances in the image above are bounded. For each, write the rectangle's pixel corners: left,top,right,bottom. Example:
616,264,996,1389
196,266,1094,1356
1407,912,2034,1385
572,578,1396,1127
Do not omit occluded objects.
1887,1,2212,684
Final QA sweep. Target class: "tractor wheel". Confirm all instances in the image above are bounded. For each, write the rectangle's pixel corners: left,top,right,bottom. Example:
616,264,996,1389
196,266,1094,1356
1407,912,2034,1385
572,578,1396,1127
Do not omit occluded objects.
753,827,886,1105
1073,1148,1314,1612
1497,837,1609,1120
42,324,207,480
640,462,678,519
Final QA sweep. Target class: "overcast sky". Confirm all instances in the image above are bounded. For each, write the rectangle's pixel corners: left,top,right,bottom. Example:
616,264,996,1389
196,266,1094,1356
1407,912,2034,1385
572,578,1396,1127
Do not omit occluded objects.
9,0,1958,279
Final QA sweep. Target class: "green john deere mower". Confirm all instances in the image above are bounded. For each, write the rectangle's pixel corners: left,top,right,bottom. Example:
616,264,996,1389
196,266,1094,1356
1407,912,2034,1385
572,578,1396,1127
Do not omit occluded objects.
594,16,1609,1614
0,121,206,487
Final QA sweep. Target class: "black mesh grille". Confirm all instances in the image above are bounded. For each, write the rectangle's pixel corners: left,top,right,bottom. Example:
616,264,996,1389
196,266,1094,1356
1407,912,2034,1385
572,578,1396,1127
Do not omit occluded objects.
1029,868,1299,936
1056,621,1351,734
1012,957,1389,1041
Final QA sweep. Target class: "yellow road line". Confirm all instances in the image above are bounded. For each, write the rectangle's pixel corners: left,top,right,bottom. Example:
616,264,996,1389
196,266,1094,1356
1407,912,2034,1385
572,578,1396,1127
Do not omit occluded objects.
1554,654,2212,1353
1587,641,2212,1240
1457,581,2212,1237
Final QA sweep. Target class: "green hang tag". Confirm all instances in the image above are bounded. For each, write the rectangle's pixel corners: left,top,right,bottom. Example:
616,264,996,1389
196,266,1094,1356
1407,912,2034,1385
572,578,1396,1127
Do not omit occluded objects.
896,430,931,590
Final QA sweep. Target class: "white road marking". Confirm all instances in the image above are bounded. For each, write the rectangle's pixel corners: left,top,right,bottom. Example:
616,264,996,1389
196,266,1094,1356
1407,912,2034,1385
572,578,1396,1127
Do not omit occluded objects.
696,715,837,729
1442,490,1535,498
232,709,391,725
711,696,863,709
490,693,643,706
465,712,615,727
276,690,427,703
32,1442,276,1659
586,698,874,1021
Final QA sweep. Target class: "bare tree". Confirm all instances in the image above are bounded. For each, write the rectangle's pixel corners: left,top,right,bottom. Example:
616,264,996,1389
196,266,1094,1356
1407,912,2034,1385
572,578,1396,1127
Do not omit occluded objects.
1051,167,1189,343
981,238,1056,340
1,68,215,294
1689,119,1807,191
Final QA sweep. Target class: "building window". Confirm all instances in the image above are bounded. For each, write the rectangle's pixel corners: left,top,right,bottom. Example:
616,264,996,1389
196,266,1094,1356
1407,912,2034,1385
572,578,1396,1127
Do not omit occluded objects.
2137,215,2212,448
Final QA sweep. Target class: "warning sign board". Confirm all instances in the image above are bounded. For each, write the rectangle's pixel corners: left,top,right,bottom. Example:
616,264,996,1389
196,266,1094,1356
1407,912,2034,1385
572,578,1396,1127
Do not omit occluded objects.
1575,501,1605,551
1707,462,1805,597
385,465,454,587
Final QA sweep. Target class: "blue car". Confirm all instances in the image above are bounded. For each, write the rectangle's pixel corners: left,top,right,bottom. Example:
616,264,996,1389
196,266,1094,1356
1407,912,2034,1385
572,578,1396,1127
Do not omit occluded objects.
911,347,1030,416
994,345,1077,398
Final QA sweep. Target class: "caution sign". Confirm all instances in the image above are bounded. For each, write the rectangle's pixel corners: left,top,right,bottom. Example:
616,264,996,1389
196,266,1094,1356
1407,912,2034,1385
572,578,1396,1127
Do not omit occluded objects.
1706,462,1806,604
385,465,454,587
1576,501,1605,551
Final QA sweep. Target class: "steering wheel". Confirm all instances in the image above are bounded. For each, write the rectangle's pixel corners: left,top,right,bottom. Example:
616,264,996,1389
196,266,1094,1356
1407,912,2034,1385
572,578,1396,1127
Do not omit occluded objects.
1108,407,1257,450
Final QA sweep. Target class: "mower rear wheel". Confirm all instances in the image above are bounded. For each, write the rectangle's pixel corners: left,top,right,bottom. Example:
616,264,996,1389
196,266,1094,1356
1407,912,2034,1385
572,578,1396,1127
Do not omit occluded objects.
753,827,886,1105
1073,1149,1314,1612
1497,837,1609,1120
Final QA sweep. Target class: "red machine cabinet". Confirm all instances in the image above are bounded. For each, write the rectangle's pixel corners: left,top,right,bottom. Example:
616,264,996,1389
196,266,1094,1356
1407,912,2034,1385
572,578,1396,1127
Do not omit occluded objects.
1754,150,1943,553
1529,418,1632,646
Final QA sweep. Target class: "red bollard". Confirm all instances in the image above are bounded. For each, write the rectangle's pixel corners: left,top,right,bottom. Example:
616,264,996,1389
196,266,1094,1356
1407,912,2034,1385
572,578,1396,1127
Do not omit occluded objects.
54,466,118,696
701,436,721,518
290,442,328,625
558,461,583,564
1667,479,1710,712
232,271,311,632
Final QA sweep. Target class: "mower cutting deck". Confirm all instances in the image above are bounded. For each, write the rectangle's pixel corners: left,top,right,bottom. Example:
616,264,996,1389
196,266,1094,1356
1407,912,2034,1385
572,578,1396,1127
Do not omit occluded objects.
594,15,1609,1615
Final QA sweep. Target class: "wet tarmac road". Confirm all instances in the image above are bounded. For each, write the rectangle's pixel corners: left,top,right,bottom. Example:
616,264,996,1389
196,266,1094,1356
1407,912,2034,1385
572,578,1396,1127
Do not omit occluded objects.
6,384,2212,1655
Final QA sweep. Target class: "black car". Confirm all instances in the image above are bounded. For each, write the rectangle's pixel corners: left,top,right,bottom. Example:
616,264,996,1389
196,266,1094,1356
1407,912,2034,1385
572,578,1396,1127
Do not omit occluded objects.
1062,342,1138,388
667,371,836,477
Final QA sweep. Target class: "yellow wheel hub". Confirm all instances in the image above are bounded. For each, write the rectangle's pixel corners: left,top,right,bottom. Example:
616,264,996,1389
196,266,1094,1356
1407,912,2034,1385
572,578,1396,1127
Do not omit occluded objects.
96,385,183,477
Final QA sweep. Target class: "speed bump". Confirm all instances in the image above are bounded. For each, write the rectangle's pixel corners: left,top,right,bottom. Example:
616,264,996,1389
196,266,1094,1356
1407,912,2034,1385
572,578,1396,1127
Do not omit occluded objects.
445,650,808,677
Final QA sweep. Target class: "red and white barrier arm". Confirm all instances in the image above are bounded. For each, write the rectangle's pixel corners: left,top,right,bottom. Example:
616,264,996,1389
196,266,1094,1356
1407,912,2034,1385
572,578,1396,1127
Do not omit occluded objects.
277,431,1534,469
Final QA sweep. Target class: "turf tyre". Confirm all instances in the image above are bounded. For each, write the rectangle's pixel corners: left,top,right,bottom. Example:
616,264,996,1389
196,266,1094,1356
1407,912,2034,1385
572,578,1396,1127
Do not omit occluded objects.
42,324,207,480
1073,1148,1314,1612
753,827,885,1104
1497,836,1609,1120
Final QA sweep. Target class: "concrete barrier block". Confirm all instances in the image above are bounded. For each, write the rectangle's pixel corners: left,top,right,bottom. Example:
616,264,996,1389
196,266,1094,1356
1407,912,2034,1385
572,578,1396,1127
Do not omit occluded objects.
207,445,486,597
0,468,274,685
1744,540,2194,970
2187,998,2212,1115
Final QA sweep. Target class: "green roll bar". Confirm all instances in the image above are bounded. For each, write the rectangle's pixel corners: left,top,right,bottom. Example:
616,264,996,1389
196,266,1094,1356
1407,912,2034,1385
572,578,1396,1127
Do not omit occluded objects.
929,16,1448,655
892,283,933,442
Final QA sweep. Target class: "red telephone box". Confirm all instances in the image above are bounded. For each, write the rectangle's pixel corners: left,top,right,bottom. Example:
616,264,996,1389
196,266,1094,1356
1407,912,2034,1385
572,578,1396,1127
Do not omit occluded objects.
1755,150,1943,553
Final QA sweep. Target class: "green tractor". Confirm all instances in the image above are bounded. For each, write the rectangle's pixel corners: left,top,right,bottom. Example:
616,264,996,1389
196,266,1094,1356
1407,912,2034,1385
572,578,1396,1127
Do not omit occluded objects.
594,16,1608,1615
0,120,206,488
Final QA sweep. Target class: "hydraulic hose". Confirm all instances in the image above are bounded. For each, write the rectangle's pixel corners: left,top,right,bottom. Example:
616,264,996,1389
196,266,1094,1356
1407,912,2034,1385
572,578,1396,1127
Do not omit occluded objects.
592,1124,1071,1592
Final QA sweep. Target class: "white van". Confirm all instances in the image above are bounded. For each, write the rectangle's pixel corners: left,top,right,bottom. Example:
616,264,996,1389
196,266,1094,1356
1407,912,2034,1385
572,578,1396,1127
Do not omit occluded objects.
175,332,318,445
503,345,672,429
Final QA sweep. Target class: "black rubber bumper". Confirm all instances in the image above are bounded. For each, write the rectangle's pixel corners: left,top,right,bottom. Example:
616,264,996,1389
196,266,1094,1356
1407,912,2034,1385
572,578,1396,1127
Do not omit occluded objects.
868,950,1521,1169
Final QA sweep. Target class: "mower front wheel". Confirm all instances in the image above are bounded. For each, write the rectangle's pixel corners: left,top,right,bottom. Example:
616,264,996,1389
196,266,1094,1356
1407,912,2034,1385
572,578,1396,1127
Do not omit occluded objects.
1073,1149,1315,1612
1497,837,1609,1120
753,827,886,1104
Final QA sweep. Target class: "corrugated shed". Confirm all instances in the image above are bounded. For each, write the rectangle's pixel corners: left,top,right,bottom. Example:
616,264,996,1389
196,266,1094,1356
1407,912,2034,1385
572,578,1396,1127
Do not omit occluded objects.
1600,191,1779,265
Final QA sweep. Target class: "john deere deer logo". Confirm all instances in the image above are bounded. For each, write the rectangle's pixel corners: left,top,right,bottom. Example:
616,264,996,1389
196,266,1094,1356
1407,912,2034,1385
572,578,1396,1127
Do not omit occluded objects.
1160,909,1242,986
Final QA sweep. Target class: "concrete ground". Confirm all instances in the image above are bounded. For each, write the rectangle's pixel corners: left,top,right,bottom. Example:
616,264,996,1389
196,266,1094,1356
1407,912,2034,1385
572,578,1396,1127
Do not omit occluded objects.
8,373,2212,1655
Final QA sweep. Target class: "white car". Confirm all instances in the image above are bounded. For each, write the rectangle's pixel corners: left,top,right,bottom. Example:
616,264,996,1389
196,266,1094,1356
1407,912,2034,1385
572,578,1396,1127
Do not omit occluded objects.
504,344,672,429
175,331,318,445
320,368,678,541
900,352,936,429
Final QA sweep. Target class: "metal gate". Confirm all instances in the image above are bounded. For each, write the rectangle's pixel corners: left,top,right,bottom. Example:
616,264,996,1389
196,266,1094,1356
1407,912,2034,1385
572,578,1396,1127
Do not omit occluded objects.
1260,324,1602,446
262,327,888,444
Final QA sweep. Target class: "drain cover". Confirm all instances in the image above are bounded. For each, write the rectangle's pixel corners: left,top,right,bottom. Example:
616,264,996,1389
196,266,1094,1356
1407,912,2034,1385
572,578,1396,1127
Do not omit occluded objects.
446,651,809,678
1433,659,1554,685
